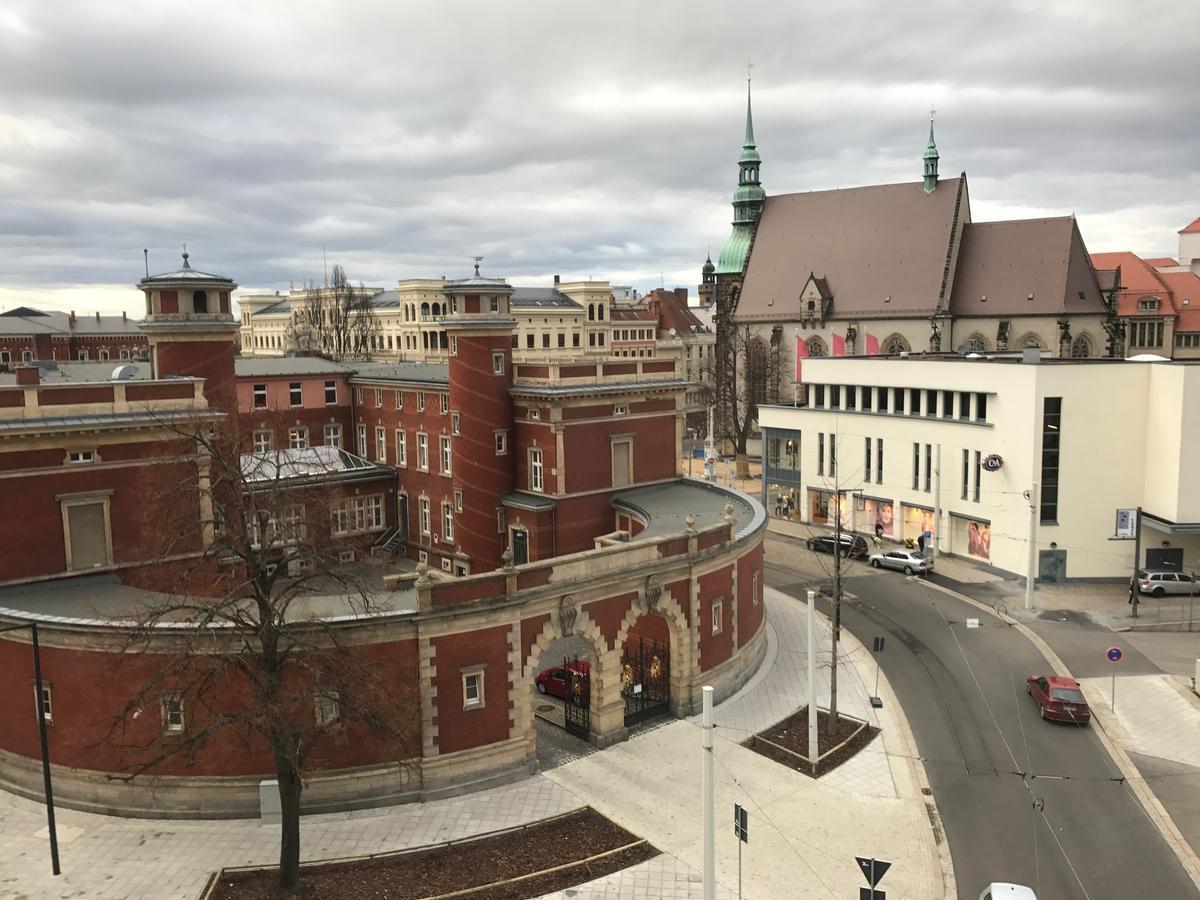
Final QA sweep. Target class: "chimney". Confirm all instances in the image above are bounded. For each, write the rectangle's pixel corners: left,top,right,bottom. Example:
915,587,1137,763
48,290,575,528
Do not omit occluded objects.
122,310,127,321
16,365,39,386
674,287,688,305
553,275,560,285
96,311,101,322
69,310,76,327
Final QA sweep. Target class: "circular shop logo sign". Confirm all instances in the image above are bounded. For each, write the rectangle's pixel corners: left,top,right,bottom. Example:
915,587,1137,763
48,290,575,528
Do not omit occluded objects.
982,454,1003,472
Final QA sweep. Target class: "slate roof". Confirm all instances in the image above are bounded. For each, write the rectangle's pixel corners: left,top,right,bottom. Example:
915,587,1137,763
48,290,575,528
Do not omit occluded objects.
349,362,450,385
734,177,966,322
510,287,582,310
139,253,235,287
235,357,353,377
0,362,151,386
948,218,1109,317
0,309,144,337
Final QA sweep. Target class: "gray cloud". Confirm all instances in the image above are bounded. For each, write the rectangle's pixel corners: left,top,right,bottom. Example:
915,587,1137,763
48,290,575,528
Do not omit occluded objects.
1,0,1197,312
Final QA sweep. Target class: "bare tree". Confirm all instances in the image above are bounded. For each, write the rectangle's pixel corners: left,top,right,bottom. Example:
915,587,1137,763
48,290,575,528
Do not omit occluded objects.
291,264,381,359
705,323,765,476
105,408,416,894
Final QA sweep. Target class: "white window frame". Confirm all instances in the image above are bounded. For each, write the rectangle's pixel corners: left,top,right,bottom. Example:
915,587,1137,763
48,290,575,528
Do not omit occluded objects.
417,432,429,471
492,352,504,375
440,435,452,474
288,426,309,449
418,392,426,413
495,430,507,455
452,412,461,435
614,405,628,416
77,349,89,361
289,382,302,407
394,389,403,409
163,696,185,733
22,349,32,363
712,598,723,635
253,430,273,452
454,489,463,513
528,408,541,420
324,380,337,405
376,426,387,462
253,384,267,409
419,497,432,535
374,388,382,407
396,429,407,467
323,423,342,448
119,348,130,360
462,667,485,710
358,424,368,457
440,393,449,415
34,682,52,724
442,502,454,542
98,348,110,361
530,448,544,492
67,450,95,464
450,335,458,355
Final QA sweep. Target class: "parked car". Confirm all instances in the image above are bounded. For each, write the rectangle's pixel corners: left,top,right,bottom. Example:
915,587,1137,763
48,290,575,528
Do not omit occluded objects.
869,549,932,575
806,533,869,559
535,661,591,699
1136,569,1198,597
1026,674,1090,724
979,885,1037,900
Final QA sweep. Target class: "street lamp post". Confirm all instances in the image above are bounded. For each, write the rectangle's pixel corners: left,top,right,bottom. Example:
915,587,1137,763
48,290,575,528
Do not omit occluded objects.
0,621,60,875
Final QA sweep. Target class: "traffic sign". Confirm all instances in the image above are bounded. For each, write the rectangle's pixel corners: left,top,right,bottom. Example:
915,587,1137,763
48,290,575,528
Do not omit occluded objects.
856,856,891,886
733,803,748,843
1106,646,1123,663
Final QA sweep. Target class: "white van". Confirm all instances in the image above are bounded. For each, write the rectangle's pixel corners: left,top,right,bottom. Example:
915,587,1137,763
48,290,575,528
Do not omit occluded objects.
979,885,1037,900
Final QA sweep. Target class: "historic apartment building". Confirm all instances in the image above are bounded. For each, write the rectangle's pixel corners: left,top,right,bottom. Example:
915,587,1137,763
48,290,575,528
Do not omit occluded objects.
0,255,766,817
0,307,148,368
707,80,1130,445
758,352,1200,581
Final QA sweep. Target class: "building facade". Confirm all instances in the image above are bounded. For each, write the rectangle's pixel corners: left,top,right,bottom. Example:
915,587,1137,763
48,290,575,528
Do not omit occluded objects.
0,308,148,368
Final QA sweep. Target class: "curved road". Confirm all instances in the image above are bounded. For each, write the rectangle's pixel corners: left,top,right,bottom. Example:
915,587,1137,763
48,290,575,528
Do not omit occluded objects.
764,537,1198,900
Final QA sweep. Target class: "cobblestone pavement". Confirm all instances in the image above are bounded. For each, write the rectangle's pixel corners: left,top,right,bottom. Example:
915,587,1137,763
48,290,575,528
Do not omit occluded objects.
1,591,933,900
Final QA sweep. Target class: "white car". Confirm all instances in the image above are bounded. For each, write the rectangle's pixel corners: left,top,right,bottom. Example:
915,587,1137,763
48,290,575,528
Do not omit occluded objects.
868,549,932,575
979,884,1037,900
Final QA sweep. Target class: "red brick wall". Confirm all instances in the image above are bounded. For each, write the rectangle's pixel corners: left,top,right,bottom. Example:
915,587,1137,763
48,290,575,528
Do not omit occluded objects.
125,381,194,402
697,565,735,670
0,388,24,407
737,541,765,647
561,414,675,494
155,339,236,405
432,625,512,754
584,590,637,648
39,385,115,405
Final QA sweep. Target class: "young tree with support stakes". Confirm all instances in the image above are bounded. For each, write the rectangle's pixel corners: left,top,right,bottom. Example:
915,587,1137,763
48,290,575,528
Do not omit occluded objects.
291,264,381,359
105,408,417,895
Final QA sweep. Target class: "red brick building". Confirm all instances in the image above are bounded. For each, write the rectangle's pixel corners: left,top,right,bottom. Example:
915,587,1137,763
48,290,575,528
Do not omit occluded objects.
0,257,766,817
0,307,148,369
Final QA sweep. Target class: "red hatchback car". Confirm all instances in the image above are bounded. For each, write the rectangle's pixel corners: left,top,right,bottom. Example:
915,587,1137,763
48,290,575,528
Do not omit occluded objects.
535,661,591,699
1027,675,1091,724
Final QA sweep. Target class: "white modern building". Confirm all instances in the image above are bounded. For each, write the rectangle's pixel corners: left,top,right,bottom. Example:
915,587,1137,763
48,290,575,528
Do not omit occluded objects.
758,353,1200,580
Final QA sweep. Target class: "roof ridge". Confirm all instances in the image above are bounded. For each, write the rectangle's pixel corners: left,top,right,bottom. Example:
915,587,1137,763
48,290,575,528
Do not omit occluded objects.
769,174,964,200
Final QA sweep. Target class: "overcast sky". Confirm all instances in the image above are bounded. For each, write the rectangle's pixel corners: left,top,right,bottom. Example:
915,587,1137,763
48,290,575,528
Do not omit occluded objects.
2,0,1197,315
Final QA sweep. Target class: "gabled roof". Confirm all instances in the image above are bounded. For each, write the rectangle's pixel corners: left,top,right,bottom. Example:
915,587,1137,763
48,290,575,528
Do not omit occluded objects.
1146,257,1179,268
949,217,1108,317
0,306,49,317
610,306,657,322
1159,271,1200,331
0,309,143,337
646,289,710,335
734,176,967,322
1090,251,1170,315
1179,217,1200,234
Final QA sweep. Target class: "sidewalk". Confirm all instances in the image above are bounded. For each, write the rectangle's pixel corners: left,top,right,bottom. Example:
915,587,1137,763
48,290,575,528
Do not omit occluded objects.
0,589,944,900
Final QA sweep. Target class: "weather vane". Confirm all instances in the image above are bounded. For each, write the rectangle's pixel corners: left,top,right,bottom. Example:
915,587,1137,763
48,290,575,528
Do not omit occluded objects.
473,255,484,277
930,107,937,123
746,59,754,82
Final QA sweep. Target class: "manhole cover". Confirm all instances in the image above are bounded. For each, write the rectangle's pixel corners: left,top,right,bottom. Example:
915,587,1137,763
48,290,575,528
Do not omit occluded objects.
537,704,556,713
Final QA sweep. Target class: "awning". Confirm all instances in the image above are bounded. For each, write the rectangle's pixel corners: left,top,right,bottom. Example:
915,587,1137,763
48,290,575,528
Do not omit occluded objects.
1142,510,1200,535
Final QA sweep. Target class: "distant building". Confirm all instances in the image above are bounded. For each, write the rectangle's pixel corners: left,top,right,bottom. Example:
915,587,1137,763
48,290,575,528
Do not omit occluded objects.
0,307,147,368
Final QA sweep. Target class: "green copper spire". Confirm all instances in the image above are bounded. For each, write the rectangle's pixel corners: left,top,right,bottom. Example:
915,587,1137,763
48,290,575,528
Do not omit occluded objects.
717,72,765,275
923,109,939,193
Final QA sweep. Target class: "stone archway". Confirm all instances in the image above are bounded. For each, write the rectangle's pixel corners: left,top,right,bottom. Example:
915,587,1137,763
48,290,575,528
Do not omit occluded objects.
613,577,695,721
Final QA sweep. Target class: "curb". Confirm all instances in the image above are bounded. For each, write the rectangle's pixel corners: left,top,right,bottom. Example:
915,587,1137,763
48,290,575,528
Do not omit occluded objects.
835,613,958,900
920,578,1200,894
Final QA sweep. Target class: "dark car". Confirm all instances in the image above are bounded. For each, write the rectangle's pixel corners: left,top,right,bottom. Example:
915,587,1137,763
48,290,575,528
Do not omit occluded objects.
535,661,591,699
1026,674,1090,724
806,533,869,559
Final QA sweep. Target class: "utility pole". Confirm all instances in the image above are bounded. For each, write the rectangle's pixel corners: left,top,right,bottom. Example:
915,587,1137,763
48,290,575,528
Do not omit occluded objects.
702,685,715,900
932,444,941,561
829,483,842,737
807,590,818,762
1025,481,1039,610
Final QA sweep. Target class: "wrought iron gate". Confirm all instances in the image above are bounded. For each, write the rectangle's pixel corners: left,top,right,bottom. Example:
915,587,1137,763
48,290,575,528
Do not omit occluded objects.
562,656,590,739
621,636,671,726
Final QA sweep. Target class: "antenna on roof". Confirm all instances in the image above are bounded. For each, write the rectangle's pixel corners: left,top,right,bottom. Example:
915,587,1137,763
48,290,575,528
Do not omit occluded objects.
143,248,149,278
473,256,484,276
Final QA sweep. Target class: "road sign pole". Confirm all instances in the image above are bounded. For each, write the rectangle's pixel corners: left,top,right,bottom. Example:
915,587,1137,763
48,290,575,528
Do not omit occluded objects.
1112,670,1116,712
738,838,742,900
807,590,818,762
702,686,714,900
1106,646,1123,710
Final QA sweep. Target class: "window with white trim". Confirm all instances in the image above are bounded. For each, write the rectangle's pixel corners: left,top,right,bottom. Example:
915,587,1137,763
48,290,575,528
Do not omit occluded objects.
495,430,507,455
376,426,387,461
163,696,185,732
442,502,454,541
330,495,385,536
452,412,460,435
289,382,302,407
439,393,449,414
454,489,463,513
492,352,504,375
34,682,52,724
530,448,543,492
394,390,403,409
67,450,95,464
98,348,110,361
323,423,342,448
419,497,431,535
462,668,485,710
77,349,88,361
528,408,540,420
417,392,425,413
417,433,428,470
253,384,267,409
440,435,452,474
396,429,407,466
712,598,723,635
324,380,337,405
374,388,382,407
253,430,273,452
358,425,368,456
614,405,628,416
119,348,130,360
355,387,363,404
450,335,458,355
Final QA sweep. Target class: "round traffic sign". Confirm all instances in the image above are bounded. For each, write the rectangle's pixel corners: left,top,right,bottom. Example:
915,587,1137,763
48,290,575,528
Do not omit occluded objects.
1106,646,1123,663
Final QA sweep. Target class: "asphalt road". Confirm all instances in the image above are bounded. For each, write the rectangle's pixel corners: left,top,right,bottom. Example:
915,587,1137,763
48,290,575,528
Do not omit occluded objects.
764,540,1199,900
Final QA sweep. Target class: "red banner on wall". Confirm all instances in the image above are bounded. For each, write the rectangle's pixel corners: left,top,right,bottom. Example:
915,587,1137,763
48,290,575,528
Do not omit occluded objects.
795,335,809,381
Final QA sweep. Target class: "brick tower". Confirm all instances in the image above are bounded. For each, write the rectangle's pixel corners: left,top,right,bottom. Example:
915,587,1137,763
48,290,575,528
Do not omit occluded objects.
441,263,517,572
137,250,240,406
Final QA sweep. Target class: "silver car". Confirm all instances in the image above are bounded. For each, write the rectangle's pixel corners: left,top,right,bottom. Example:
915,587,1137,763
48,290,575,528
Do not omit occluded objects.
869,549,932,575
1137,570,1198,597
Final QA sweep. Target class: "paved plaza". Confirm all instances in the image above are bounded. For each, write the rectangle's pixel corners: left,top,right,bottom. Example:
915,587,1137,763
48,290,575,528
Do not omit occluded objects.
0,591,942,900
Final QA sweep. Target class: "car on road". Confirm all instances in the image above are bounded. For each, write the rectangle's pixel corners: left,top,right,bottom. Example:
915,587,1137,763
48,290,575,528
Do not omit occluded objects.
535,661,591,699
979,885,1037,900
1026,674,1090,724
1136,569,1198,597
806,533,869,559
869,549,932,575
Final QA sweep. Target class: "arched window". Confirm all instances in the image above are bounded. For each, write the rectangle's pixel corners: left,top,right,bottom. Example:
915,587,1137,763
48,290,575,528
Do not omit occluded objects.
422,332,429,350
1019,333,1043,350
881,334,909,355
598,305,605,321
1071,334,1092,358
588,304,595,321
420,302,430,318
747,339,769,407
806,336,827,357
192,290,208,314
965,333,988,353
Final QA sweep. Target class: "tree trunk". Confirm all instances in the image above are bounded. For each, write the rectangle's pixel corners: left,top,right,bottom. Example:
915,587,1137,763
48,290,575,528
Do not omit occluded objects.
276,757,304,895
735,453,750,479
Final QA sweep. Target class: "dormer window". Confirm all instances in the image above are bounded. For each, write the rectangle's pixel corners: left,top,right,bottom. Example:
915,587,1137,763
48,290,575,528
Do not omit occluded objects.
192,290,208,314
1139,297,1161,312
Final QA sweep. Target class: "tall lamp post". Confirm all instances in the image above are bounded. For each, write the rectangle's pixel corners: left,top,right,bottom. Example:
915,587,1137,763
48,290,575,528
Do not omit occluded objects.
0,621,60,875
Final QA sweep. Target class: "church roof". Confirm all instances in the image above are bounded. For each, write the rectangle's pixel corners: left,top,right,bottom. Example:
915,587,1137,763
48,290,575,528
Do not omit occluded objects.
734,176,966,322
949,217,1109,317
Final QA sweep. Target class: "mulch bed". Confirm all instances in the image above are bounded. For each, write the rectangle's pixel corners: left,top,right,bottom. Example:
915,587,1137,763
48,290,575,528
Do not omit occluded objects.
206,807,658,900
745,706,880,778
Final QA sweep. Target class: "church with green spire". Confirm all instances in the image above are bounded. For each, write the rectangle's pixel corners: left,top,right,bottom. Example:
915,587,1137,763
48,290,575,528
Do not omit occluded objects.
716,79,765,275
